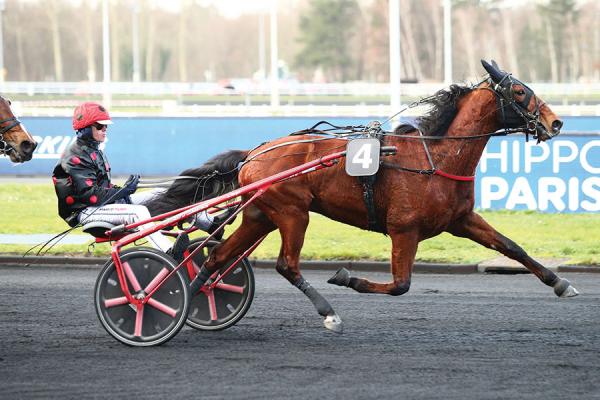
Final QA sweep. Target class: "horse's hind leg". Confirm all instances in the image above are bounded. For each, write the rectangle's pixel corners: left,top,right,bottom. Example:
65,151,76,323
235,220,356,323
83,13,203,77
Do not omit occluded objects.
328,230,419,295
272,209,343,333
190,208,276,293
447,211,579,297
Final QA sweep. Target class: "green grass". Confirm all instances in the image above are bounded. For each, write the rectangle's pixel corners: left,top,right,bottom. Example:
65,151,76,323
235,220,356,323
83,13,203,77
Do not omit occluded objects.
1,183,599,265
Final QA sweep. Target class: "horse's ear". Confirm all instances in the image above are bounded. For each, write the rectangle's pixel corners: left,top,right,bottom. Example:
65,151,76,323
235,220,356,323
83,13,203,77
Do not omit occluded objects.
491,60,500,69
481,59,505,83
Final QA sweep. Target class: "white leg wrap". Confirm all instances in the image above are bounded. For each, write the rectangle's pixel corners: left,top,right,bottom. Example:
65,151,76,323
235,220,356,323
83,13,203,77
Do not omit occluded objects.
553,278,580,298
192,211,214,231
323,314,343,333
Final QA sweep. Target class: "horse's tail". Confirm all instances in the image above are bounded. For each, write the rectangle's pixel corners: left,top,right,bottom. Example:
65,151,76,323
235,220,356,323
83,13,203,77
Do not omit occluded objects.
144,149,249,216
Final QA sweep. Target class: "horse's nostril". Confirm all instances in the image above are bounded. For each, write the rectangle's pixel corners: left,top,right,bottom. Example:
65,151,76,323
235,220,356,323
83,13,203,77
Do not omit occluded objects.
21,140,37,155
552,120,563,132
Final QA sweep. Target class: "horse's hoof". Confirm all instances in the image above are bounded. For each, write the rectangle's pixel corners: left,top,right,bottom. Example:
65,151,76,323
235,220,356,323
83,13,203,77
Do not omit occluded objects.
323,314,343,333
553,278,580,298
327,268,350,287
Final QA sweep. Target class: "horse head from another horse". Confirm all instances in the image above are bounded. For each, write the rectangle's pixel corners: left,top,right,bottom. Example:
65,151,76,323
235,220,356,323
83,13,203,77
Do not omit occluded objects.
0,97,37,163
481,59,562,142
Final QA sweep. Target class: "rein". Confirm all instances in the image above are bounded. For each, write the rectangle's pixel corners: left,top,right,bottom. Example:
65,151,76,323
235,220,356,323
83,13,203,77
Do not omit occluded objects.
137,175,208,189
0,117,22,156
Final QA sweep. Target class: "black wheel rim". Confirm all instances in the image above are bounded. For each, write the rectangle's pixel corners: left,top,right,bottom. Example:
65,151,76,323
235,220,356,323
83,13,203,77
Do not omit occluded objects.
96,250,187,345
184,240,253,329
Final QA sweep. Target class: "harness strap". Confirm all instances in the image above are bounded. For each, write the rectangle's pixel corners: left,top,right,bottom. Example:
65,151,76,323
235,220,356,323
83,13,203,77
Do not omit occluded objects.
381,162,475,182
357,174,383,232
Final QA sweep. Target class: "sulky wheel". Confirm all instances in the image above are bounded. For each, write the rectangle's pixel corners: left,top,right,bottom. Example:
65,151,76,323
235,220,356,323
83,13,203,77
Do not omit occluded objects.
183,238,254,331
94,247,189,347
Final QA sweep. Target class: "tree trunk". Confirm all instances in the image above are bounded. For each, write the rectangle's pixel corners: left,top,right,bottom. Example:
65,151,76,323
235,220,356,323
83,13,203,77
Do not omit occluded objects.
399,26,413,80
544,16,558,82
84,5,96,82
567,15,580,81
433,0,442,82
13,9,27,80
47,0,63,81
110,2,121,81
415,1,438,79
177,2,188,82
456,9,477,80
144,5,155,81
501,8,519,77
401,0,422,81
595,7,600,81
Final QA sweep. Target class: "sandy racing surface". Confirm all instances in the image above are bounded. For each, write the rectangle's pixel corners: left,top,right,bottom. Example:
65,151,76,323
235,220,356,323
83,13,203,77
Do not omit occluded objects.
1,266,599,399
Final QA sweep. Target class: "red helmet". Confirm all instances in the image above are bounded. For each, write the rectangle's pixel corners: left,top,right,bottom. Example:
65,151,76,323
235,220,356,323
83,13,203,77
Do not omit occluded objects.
72,102,113,130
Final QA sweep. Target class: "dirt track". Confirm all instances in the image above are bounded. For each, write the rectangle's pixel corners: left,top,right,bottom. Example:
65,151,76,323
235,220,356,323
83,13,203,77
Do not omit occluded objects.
1,265,599,399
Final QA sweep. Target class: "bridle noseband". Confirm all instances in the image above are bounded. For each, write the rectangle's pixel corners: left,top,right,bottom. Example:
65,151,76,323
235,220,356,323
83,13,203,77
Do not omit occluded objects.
0,117,23,156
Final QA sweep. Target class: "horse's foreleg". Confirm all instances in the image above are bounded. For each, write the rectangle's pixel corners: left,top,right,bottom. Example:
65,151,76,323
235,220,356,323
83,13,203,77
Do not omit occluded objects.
447,212,579,297
328,231,419,296
273,210,342,333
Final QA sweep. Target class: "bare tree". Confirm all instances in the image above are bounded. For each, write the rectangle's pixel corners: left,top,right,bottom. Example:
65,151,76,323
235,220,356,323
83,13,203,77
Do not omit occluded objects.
83,4,97,82
0,0,598,83
46,0,64,81
500,7,519,77
454,5,478,80
110,1,121,81
400,0,423,81
6,2,27,80
177,1,188,82
143,1,155,81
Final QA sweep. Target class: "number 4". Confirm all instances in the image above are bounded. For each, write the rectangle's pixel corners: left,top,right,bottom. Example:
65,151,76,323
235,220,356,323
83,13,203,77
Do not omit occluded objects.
352,143,373,169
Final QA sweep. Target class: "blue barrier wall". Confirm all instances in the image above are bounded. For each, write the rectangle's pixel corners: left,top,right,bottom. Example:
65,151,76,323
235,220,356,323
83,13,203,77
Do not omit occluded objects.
1,116,598,212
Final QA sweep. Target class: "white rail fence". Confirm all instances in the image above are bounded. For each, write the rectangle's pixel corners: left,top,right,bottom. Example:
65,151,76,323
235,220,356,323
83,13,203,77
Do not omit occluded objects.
2,81,598,116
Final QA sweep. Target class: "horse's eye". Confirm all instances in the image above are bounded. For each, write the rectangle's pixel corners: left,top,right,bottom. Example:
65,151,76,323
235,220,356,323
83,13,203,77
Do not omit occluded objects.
515,90,525,96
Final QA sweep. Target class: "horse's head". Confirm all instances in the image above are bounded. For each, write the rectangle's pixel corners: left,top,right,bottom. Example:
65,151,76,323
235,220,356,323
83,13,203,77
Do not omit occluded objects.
0,97,37,163
481,59,562,142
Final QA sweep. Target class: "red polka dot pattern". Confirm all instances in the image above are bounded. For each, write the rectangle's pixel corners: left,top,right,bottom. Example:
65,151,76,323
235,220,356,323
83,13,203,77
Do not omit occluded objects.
89,195,98,204
66,196,75,205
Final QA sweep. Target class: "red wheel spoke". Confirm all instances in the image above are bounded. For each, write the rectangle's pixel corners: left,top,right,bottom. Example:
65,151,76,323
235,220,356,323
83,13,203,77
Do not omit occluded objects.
214,282,244,294
207,290,217,321
147,298,177,318
143,267,169,293
104,296,129,308
134,305,144,337
123,262,142,292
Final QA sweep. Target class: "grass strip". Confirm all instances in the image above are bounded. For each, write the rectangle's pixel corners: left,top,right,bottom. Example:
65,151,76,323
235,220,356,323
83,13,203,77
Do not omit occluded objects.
1,183,598,264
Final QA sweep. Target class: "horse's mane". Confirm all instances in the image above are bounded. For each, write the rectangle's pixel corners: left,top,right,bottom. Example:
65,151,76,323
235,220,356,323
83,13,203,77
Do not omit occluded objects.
395,84,474,137
144,150,248,216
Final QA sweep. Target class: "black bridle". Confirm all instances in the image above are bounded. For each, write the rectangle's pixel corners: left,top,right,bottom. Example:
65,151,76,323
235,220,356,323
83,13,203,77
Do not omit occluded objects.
487,74,546,141
0,117,22,156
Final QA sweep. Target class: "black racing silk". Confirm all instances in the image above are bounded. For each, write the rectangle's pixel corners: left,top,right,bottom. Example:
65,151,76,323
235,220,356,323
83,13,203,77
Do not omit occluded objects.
52,138,122,226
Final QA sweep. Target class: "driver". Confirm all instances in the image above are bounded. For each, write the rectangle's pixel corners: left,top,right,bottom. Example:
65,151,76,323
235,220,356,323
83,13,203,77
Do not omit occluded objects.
52,102,226,256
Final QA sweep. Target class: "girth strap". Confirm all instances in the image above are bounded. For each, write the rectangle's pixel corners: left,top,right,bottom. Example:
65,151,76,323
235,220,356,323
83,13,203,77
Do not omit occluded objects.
358,174,384,233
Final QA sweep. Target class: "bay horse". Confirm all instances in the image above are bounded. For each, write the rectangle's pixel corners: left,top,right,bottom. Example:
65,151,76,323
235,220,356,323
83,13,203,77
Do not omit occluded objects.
146,60,577,333
0,96,37,163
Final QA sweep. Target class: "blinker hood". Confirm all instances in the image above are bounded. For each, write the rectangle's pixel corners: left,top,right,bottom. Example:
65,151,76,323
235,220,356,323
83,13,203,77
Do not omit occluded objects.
481,59,507,83
480,59,538,133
